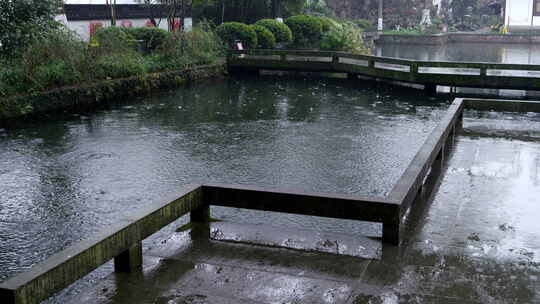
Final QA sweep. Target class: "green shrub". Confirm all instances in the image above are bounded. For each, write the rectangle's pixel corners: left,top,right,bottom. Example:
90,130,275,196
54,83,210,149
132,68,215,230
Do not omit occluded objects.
354,19,376,32
153,22,225,70
320,22,370,54
251,25,276,49
96,54,148,79
315,16,335,33
16,28,86,92
0,0,58,57
123,27,172,51
33,61,81,89
285,15,323,48
0,67,27,97
94,26,136,52
254,19,293,44
21,28,86,70
215,22,258,48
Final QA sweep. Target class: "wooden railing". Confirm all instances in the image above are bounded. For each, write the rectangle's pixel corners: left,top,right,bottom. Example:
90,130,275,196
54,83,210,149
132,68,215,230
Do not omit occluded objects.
228,49,540,91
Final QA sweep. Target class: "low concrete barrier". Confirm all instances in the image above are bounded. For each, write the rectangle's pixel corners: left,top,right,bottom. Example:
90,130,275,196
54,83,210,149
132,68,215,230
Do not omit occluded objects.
228,49,540,92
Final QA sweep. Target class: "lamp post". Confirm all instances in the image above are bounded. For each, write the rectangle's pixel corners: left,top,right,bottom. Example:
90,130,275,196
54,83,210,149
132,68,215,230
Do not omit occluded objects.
378,0,383,32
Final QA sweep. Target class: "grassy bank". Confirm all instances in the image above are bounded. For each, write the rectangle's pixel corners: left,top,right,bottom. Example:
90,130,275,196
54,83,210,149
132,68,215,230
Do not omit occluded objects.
0,63,225,123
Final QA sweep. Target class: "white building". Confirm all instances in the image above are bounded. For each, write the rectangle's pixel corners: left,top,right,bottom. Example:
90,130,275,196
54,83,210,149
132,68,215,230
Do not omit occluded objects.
61,4,192,41
504,0,540,31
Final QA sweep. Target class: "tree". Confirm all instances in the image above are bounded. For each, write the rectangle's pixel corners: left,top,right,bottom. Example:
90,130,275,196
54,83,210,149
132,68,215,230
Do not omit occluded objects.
140,0,189,32
451,0,477,23
0,0,58,57
106,0,117,26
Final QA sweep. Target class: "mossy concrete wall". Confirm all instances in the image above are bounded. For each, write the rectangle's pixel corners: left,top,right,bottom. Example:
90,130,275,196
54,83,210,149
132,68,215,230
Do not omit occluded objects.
0,185,203,304
0,63,226,124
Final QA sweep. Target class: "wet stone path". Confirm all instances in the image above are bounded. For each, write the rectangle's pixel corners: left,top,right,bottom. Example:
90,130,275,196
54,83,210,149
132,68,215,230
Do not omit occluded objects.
46,122,540,304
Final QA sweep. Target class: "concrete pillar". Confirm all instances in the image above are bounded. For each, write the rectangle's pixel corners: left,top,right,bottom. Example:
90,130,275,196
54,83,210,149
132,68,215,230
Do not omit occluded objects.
382,221,399,245
0,289,14,304
456,112,464,131
190,205,210,239
425,84,437,96
436,144,445,171
114,242,142,273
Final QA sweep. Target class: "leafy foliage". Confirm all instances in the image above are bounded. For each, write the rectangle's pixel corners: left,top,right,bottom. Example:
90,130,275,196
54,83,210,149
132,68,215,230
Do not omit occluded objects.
2,27,86,94
0,0,59,57
303,0,335,17
451,0,478,23
314,16,335,33
252,25,276,49
354,19,376,32
0,22,225,97
96,55,149,79
320,22,369,54
123,27,173,51
255,19,293,44
215,22,258,48
94,26,136,53
285,15,323,48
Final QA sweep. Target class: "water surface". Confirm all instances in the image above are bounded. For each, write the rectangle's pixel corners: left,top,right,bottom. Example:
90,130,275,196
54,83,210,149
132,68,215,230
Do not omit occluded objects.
377,42,540,64
0,77,449,281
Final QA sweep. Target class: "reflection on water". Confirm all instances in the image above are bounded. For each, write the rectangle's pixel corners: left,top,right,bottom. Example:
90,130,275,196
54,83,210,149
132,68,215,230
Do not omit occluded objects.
0,77,450,281
377,42,540,64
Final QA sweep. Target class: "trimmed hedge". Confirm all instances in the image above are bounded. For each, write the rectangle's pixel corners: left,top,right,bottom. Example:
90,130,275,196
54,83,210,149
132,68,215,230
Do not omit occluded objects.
215,22,258,48
285,15,323,48
252,25,276,49
254,19,293,44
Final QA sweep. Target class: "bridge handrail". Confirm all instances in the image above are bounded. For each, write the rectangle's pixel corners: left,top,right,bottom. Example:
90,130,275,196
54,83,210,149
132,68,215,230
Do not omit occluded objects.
229,49,540,72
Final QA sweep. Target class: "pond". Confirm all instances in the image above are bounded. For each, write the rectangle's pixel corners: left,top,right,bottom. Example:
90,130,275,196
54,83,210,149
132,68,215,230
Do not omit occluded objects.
377,42,540,64
0,76,449,282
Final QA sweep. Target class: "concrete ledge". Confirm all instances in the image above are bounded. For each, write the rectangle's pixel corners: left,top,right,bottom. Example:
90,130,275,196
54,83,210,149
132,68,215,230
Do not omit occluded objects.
204,184,398,224
0,184,204,304
389,99,464,219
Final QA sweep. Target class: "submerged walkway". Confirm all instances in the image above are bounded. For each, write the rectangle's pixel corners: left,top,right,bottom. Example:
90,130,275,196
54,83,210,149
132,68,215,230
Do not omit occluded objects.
50,117,540,304
228,50,540,93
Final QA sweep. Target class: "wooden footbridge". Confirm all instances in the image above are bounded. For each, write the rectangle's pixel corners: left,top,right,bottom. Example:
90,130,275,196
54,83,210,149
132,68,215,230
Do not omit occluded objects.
228,49,540,93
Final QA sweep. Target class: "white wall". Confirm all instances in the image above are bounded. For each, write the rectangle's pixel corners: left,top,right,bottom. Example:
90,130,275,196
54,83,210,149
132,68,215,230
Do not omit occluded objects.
505,0,540,28
65,18,192,41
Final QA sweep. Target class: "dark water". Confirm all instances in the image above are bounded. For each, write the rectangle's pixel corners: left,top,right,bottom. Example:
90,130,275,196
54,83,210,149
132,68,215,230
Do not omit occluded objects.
377,42,540,64
0,77,449,281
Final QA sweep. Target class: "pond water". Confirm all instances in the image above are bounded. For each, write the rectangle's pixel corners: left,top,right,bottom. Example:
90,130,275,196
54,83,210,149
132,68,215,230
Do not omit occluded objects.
377,42,540,64
0,77,450,282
